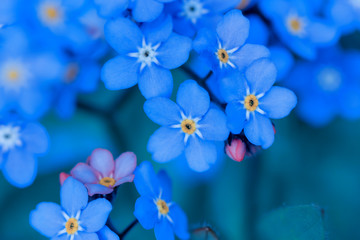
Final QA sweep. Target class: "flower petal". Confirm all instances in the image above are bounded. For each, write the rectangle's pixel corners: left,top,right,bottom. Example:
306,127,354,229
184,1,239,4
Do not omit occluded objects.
114,175,134,186
144,97,182,126
132,0,163,22
30,202,65,238
114,152,137,181
260,86,297,119
185,137,216,172
198,108,229,141
147,127,185,163
225,102,247,134
89,149,115,177
61,177,88,217
86,183,114,196
134,161,160,198
101,56,139,90
157,170,172,202
154,218,174,240
3,148,37,188
104,18,142,54
71,163,99,184
169,204,189,240
219,72,247,103
193,28,218,54
138,65,173,99
141,14,173,45
176,80,210,118
244,112,274,149
97,226,119,240
245,58,277,95
75,232,99,240
157,33,192,69
232,44,271,72
134,195,158,230
80,198,112,232
216,10,250,50
21,122,49,154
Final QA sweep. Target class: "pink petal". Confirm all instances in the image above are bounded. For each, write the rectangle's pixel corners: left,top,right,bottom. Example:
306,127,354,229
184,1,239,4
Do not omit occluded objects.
89,148,115,177
71,163,100,184
114,174,135,187
114,152,137,180
59,172,70,186
86,183,114,196
225,139,246,162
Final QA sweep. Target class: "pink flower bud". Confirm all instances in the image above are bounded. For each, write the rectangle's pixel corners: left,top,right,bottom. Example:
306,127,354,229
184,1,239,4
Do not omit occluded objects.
59,172,70,186
226,139,246,162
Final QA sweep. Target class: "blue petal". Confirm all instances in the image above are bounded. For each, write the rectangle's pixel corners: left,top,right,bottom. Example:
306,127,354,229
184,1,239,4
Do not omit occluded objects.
55,89,76,119
269,46,294,80
246,14,269,45
244,112,274,149
30,202,65,238
157,170,172,202
94,0,129,18
308,20,338,45
157,33,192,69
169,204,189,240
219,72,247,103
75,232,99,240
176,80,210,118
80,199,112,232
225,102,247,134
141,14,173,45
61,177,88,217
245,58,277,95
132,0,163,22
21,122,49,154
154,218,175,240
193,28,218,54
216,10,250,50
232,44,271,72
51,235,68,240
260,86,297,119
134,195,158,230
18,88,51,120
97,226,119,240
3,148,37,188
138,65,173,99
101,56,139,90
144,97,182,126
185,137,216,172
147,127,185,163
198,108,229,141
134,161,160,197
104,18,142,54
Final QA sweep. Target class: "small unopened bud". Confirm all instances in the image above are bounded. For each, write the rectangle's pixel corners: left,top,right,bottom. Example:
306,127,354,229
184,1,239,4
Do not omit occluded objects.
59,172,70,186
226,139,246,162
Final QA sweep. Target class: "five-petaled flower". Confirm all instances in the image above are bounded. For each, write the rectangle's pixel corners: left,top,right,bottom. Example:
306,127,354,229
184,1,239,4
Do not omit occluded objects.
134,161,190,240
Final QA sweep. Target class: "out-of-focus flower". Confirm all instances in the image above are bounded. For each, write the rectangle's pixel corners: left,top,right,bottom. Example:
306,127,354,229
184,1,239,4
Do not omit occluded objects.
102,15,192,99
220,58,297,148
193,9,270,74
0,116,49,187
134,161,190,240
144,80,229,172
325,0,360,34
67,148,137,196
30,177,112,240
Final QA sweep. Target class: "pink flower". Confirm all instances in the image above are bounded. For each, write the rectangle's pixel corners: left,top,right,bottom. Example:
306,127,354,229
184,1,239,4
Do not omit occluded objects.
70,148,137,196
226,139,246,162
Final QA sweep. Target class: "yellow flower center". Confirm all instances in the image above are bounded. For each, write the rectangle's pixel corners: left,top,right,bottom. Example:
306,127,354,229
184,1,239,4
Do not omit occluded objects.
99,177,116,187
156,200,169,215
181,119,196,135
65,218,79,235
244,95,259,112
289,18,301,32
217,49,229,63
7,70,19,82
46,7,58,19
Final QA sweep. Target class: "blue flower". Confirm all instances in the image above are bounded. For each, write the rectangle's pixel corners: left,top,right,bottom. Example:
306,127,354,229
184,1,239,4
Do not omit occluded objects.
165,0,239,37
0,117,49,187
193,9,270,74
30,177,113,240
259,0,339,60
285,47,360,127
144,80,229,172
134,161,189,240
129,0,175,22
325,0,360,34
102,15,192,99
220,58,297,148
97,226,119,240
94,0,128,19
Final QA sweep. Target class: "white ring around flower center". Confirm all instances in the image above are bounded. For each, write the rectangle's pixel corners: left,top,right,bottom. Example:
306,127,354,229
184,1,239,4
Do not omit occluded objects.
128,38,161,72
0,60,29,92
317,67,342,92
180,0,209,24
0,125,22,153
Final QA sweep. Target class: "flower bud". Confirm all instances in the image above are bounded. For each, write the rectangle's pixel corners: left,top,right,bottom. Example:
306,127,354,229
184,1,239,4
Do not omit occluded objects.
226,138,246,162
59,172,70,186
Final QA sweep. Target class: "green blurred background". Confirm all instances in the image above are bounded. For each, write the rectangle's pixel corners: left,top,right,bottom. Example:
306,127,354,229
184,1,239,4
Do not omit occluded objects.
1,69,360,240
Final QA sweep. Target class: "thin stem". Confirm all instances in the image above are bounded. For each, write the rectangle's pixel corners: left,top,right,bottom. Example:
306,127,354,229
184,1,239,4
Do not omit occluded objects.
119,219,139,239
192,226,219,240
